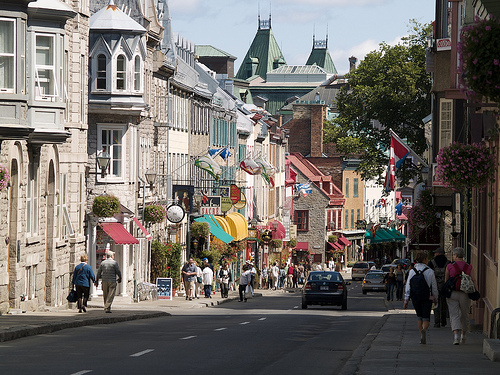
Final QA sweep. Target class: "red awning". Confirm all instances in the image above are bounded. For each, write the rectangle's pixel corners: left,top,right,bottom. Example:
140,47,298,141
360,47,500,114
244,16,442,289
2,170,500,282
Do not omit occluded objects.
133,217,152,241
296,242,309,250
99,223,139,245
328,242,341,250
338,236,352,247
268,220,286,240
285,167,298,186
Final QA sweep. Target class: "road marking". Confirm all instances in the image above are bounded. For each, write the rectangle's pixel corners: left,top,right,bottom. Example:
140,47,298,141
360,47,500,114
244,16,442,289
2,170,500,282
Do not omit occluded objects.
130,349,155,357
70,371,92,375
240,321,250,325
180,336,197,340
293,306,299,309
214,327,227,331
258,317,266,321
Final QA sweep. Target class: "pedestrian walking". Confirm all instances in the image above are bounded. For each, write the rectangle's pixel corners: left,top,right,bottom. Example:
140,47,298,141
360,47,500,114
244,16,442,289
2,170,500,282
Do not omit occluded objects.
403,251,438,344
292,264,299,288
395,264,406,301
202,263,213,298
181,258,197,301
94,251,122,313
237,264,251,302
384,267,397,301
219,263,232,298
286,263,294,288
279,264,286,289
445,247,478,345
261,265,268,289
194,261,203,299
271,262,279,290
428,247,450,327
72,254,95,313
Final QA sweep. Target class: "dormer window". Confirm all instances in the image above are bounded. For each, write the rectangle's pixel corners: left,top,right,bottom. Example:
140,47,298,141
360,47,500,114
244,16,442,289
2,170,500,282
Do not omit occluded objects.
134,55,141,91
35,33,58,101
116,54,126,90
97,54,107,90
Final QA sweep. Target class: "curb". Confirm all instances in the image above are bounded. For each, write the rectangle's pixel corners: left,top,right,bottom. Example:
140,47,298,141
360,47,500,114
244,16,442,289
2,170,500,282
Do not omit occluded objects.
0,311,169,343
338,314,389,375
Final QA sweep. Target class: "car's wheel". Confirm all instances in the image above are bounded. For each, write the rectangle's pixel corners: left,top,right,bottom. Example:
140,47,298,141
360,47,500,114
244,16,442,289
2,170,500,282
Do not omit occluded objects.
301,302,308,309
341,298,347,310
362,290,367,295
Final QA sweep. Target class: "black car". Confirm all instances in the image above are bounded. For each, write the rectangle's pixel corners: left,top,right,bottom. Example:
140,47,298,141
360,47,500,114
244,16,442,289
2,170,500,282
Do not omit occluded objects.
302,271,350,310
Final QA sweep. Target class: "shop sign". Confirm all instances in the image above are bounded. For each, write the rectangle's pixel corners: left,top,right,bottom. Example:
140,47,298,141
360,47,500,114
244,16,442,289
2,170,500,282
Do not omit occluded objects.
200,195,221,215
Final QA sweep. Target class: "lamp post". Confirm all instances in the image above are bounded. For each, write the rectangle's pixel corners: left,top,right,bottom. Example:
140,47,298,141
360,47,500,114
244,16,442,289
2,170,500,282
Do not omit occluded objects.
96,150,111,178
141,170,157,225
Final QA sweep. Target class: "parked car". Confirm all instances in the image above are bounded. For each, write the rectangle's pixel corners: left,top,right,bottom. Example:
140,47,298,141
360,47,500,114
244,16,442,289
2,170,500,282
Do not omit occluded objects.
391,258,410,270
351,262,371,280
381,264,397,274
302,271,350,310
362,271,387,294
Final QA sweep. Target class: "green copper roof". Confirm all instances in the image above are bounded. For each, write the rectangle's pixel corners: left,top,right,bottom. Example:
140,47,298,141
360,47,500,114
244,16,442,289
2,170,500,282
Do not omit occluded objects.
235,24,286,81
305,38,337,74
195,45,236,60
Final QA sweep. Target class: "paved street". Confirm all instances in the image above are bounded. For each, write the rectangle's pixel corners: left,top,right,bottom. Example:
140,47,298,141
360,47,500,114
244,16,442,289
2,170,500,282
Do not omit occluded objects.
1,276,499,375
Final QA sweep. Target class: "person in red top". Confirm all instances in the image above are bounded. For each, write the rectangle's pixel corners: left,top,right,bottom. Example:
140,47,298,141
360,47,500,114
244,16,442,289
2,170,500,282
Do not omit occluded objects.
286,263,294,288
444,247,478,345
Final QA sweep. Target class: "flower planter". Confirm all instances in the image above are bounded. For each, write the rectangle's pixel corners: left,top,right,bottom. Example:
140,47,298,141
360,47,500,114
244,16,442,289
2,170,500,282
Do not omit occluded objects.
144,204,166,223
92,195,120,217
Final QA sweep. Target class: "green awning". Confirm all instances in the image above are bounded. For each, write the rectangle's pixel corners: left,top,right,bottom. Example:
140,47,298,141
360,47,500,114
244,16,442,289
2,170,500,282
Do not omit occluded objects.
365,228,405,244
194,215,234,244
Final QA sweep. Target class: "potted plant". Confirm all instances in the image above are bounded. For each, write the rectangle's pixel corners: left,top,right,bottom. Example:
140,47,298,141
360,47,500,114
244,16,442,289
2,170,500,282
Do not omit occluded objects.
92,194,120,217
328,235,338,244
458,17,500,102
288,238,297,248
0,164,10,191
436,142,495,192
270,239,283,249
144,204,166,223
408,189,439,235
190,221,210,239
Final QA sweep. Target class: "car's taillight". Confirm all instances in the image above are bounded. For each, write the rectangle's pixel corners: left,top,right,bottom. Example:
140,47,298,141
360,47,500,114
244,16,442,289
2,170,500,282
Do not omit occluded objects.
304,283,311,290
337,284,344,290
363,280,370,284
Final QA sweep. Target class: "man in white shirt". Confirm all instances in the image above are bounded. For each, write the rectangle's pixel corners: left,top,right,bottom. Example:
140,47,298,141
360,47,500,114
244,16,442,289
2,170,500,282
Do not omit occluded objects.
271,262,279,290
238,265,251,302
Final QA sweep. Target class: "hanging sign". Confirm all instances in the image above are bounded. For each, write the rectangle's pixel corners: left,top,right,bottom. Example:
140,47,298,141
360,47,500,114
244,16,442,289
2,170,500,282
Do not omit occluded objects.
233,191,247,209
230,184,241,204
200,195,221,215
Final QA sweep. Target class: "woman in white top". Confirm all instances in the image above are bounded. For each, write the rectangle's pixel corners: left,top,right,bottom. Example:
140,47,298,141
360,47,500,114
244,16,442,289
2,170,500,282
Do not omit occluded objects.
202,265,214,298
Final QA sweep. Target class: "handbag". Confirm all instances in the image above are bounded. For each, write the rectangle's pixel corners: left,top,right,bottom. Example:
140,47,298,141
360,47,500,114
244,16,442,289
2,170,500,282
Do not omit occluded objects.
67,289,78,303
197,276,203,284
441,275,458,298
468,290,481,301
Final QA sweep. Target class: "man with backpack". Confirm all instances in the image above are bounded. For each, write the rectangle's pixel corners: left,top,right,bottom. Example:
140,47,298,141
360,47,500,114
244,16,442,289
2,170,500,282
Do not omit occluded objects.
429,248,450,328
403,251,438,345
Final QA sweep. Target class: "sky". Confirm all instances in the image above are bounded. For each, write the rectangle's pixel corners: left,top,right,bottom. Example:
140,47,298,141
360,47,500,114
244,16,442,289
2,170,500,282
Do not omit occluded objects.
168,0,436,75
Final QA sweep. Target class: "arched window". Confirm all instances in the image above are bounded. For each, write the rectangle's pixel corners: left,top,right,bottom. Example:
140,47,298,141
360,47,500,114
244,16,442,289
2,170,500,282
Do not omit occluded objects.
97,54,107,90
134,55,141,91
116,54,126,90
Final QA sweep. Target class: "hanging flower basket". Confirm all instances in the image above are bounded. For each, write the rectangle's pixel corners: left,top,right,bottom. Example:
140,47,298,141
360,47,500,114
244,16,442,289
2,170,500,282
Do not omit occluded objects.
287,238,297,248
436,142,495,191
0,164,10,191
92,195,120,217
270,239,282,249
190,222,210,239
458,17,500,102
144,204,166,223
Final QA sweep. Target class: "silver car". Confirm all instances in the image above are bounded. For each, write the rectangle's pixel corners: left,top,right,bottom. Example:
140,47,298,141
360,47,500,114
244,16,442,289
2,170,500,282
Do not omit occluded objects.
362,271,386,294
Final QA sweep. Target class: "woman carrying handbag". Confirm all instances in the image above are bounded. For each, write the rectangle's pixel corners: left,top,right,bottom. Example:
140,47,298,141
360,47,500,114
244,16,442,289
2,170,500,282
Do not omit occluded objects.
72,254,95,313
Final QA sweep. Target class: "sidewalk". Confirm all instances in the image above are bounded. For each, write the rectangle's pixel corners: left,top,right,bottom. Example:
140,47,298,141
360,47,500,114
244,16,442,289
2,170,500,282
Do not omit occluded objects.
340,299,500,374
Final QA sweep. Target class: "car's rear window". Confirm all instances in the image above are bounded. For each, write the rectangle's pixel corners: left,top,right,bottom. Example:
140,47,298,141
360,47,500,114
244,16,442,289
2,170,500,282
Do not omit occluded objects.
353,262,368,268
308,272,341,282
366,273,384,280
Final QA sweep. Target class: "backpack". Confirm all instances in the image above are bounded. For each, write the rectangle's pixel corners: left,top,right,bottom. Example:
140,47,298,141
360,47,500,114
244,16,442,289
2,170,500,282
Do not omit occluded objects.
452,263,475,294
409,266,431,303
430,259,449,290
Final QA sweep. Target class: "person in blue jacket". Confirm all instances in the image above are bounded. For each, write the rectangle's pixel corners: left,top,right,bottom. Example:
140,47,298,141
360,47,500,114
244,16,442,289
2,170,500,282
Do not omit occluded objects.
72,254,95,313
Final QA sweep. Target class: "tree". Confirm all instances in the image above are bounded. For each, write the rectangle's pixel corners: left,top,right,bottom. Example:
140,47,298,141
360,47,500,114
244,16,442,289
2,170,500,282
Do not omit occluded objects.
324,20,432,186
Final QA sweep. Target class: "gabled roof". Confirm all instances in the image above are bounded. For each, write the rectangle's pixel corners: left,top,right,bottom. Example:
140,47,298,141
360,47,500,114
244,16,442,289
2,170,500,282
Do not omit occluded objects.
195,45,236,60
288,152,344,205
235,19,286,81
90,0,146,34
306,38,337,75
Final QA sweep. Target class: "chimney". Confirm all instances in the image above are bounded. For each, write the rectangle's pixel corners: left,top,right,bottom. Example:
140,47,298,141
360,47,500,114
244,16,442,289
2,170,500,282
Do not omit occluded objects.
310,106,325,158
349,56,357,72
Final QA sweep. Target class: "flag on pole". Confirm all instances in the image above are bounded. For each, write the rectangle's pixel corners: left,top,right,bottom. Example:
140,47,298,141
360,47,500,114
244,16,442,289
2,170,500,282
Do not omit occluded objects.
240,157,262,175
255,156,276,187
194,154,221,181
208,147,232,161
296,183,312,197
384,129,427,192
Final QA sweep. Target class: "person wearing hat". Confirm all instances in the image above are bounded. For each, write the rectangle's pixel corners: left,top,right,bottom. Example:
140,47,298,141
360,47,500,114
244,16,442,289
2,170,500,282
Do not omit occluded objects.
429,247,450,328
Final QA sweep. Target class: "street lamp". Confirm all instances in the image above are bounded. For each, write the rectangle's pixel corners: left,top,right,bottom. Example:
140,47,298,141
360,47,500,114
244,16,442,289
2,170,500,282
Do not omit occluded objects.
145,169,157,189
96,150,111,178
